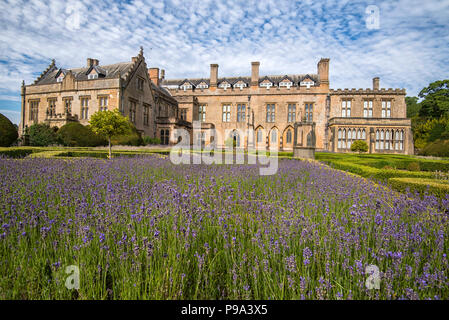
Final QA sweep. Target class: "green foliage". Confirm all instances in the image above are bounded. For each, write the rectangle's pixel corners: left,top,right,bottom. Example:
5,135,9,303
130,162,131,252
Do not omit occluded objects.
412,116,449,150
143,136,161,145
418,80,449,118
420,139,449,158
57,122,107,147
350,140,368,153
0,113,18,147
28,123,58,146
89,109,131,139
389,177,449,198
406,162,420,172
111,123,143,146
406,96,421,118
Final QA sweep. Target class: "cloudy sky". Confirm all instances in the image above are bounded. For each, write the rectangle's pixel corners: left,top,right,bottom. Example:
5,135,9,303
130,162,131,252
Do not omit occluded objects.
0,0,448,124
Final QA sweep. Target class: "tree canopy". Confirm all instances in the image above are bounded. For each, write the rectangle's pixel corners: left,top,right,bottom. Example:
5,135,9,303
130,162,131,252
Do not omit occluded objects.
89,109,132,158
418,80,449,118
0,113,18,147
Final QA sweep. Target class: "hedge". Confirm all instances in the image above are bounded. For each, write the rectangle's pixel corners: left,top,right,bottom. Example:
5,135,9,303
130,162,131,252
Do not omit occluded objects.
327,160,435,181
389,177,449,198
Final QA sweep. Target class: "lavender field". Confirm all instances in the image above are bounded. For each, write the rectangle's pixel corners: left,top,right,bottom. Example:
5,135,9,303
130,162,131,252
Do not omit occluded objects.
0,155,448,299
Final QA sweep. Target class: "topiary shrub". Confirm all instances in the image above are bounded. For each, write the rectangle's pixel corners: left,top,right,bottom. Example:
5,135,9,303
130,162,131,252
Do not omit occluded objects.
111,124,143,146
0,113,18,147
406,162,421,172
28,123,58,146
350,140,369,153
57,122,107,147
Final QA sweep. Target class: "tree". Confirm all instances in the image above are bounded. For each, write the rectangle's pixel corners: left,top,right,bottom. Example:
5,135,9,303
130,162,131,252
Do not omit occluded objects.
28,123,58,146
89,109,131,158
418,80,449,118
351,140,368,153
0,113,18,147
405,96,421,118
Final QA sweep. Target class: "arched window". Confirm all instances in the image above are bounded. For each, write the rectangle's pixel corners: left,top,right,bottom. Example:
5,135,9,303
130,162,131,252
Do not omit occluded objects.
338,129,342,149
380,130,384,150
400,130,404,150
376,130,379,150
342,129,346,149
286,129,292,144
385,130,390,150
271,129,278,145
357,129,361,139
362,129,366,140
257,129,263,143
348,129,352,149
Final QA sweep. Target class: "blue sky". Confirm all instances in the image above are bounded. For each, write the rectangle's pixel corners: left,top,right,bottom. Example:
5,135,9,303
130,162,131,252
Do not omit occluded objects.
1,0,448,124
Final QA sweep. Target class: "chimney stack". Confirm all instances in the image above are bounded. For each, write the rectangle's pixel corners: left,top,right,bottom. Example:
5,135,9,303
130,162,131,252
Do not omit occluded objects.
251,62,260,87
149,68,160,86
317,58,330,85
210,64,218,88
160,69,165,81
373,77,380,90
87,58,99,67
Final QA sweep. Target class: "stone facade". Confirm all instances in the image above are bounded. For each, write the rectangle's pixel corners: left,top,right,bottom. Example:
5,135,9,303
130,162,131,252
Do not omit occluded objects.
20,48,186,145
161,59,414,154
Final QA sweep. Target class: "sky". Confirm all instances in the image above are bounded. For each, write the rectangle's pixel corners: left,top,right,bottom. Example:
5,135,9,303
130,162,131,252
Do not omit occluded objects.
0,0,448,124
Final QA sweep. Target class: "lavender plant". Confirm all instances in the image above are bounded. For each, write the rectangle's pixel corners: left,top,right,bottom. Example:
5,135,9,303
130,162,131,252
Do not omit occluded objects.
0,156,448,299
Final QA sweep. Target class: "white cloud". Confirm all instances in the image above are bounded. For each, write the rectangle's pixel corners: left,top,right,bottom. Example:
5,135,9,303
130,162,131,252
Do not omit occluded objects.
0,0,448,112
0,110,20,124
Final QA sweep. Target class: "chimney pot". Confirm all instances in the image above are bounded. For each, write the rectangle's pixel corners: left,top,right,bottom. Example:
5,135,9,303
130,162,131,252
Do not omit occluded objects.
87,58,93,67
160,69,165,81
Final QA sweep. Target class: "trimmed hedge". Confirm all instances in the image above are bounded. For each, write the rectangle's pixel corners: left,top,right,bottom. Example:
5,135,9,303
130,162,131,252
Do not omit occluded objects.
327,160,435,181
420,139,449,158
389,177,449,198
0,148,36,158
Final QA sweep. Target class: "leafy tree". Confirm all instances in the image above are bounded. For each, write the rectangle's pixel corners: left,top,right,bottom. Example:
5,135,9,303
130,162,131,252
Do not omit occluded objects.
351,140,368,153
57,122,107,147
28,123,58,146
406,96,420,118
89,109,131,158
418,80,449,118
0,113,18,147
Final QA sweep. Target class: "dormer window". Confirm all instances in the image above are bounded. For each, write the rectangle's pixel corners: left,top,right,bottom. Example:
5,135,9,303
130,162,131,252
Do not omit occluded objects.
260,82,273,89
197,82,208,89
234,82,247,90
180,83,192,91
137,77,144,90
88,74,98,80
300,80,314,88
279,81,293,89
219,82,231,90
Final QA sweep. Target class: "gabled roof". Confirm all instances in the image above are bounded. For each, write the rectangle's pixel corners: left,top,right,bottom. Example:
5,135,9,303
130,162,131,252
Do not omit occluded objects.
30,47,146,86
86,65,107,76
217,78,232,85
193,79,210,86
231,77,250,85
179,79,195,87
299,74,315,82
258,76,275,84
279,75,294,83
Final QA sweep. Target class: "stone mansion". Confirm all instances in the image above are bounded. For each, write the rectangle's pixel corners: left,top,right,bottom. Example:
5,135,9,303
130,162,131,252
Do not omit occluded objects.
19,49,413,154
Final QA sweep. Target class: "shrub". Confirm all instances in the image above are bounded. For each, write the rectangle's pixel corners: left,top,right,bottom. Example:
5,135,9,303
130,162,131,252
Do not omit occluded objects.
0,148,36,158
27,123,58,146
350,140,369,153
111,124,143,146
419,139,449,158
143,136,161,145
57,122,107,147
0,113,18,147
389,177,449,198
406,162,420,171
